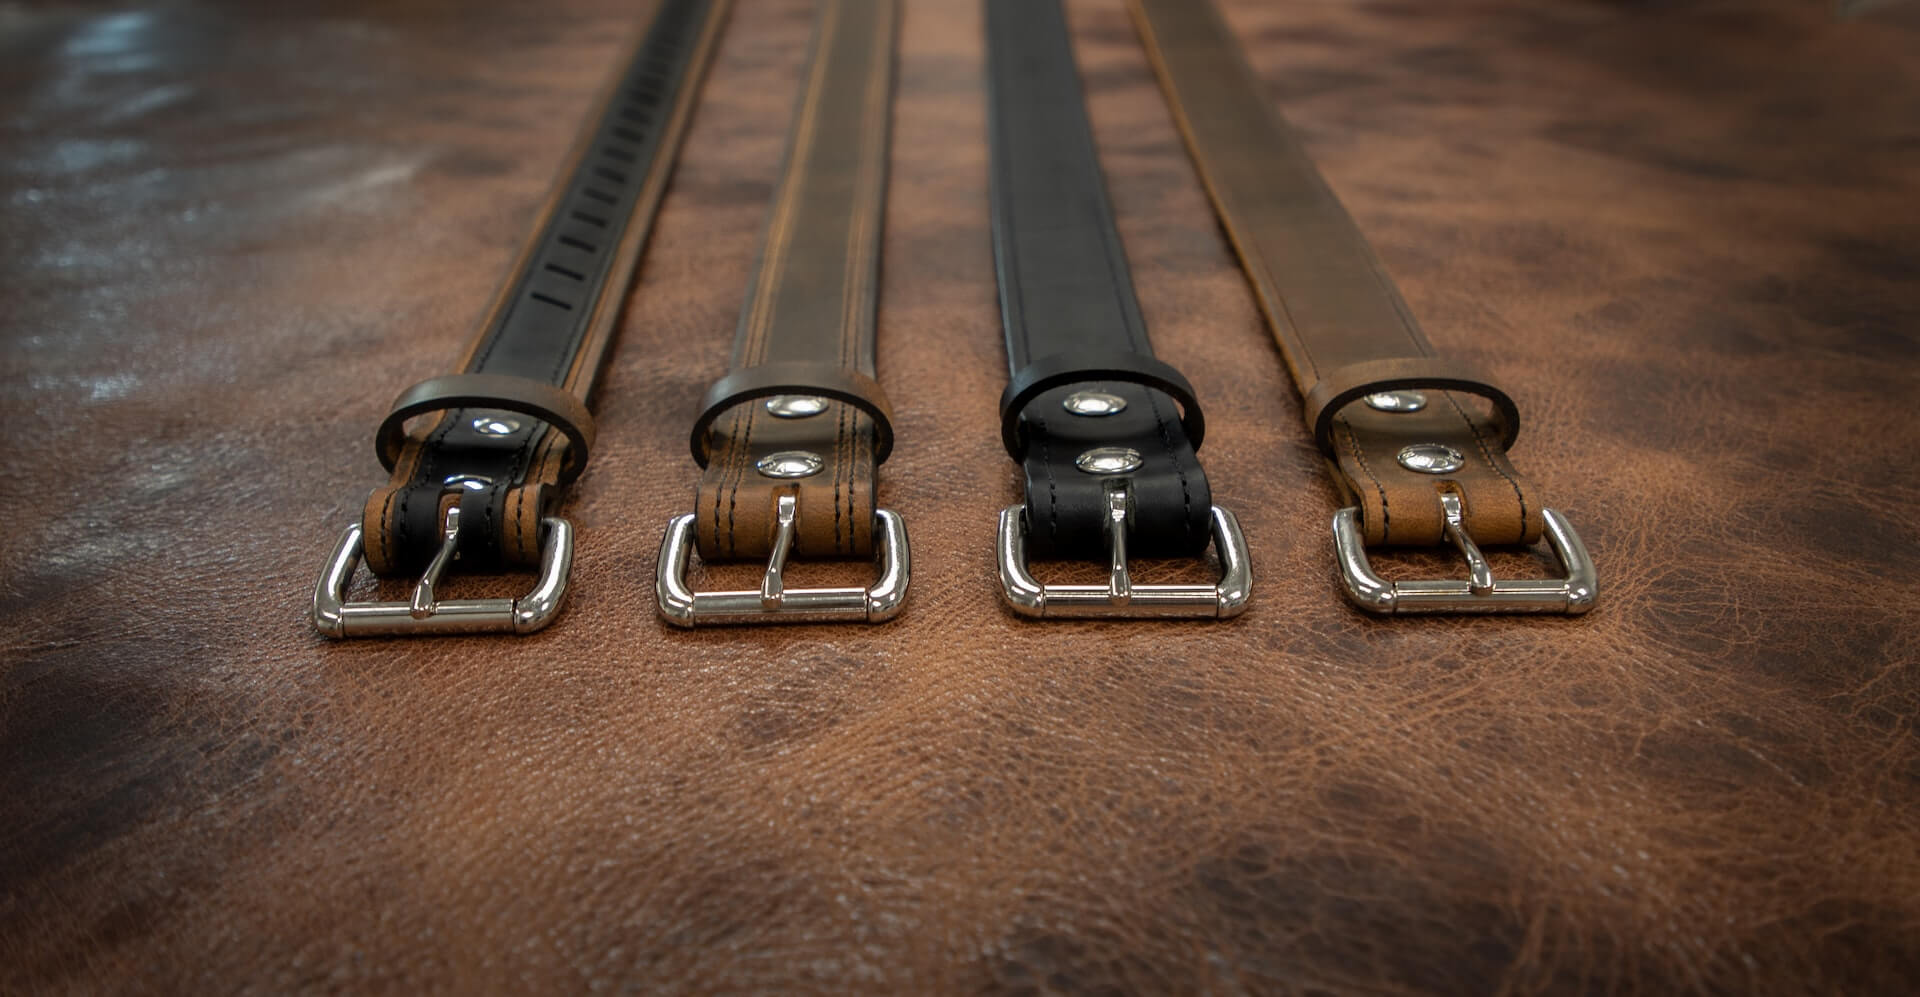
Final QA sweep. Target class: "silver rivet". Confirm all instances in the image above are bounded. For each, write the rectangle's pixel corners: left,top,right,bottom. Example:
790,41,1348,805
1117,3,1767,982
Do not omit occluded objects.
765,395,830,419
471,416,522,436
1397,444,1465,474
755,451,824,479
1062,391,1127,417
1365,390,1427,413
443,474,492,491
1075,447,1144,475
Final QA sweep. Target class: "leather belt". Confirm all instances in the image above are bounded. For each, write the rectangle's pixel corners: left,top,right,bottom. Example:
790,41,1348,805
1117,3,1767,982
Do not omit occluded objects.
985,0,1250,621
656,0,908,627
1129,0,1596,616
312,0,732,637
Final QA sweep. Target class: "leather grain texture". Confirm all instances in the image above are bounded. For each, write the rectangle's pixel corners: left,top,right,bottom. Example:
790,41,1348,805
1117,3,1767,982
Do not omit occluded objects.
3,0,1919,992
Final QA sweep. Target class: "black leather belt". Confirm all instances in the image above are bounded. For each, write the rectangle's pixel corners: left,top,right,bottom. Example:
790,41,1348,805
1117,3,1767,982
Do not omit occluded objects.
313,0,732,637
985,0,1249,620
656,0,907,626
1129,0,1595,615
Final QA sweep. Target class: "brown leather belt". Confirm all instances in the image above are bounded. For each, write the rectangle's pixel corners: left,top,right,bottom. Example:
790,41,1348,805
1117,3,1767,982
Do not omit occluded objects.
656,0,907,626
312,0,731,637
1129,0,1596,616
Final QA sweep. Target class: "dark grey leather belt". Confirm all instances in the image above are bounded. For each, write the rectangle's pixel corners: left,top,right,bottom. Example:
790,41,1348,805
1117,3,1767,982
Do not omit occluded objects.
313,0,732,637
985,0,1249,620
656,0,908,626
1129,0,1595,615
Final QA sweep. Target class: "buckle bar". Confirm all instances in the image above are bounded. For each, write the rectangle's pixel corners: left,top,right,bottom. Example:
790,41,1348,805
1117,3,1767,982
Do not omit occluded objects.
312,508,573,637
655,494,910,626
1333,494,1596,615
998,485,1251,619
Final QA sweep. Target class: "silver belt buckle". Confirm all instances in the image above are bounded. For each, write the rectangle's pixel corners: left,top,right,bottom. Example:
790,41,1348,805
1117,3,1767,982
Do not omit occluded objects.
1334,493,1596,615
655,494,909,626
312,506,573,637
998,484,1252,619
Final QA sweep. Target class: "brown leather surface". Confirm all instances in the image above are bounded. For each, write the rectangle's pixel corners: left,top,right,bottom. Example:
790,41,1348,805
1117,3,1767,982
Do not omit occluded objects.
3,0,1919,991
694,0,893,561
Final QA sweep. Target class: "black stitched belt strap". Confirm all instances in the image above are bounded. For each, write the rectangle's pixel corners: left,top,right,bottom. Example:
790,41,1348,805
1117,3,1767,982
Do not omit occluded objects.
313,0,731,637
1129,0,1595,616
985,0,1248,621
987,0,1211,560
655,0,908,627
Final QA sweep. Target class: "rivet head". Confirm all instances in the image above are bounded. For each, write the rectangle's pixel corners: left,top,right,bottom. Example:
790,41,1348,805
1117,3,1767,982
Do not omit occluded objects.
765,395,830,419
1075,447,1144,475
1397,444,1465,474
1365,390,1427,413
443,474,493,491
755,451,824,479
471,415,522,436
1062,391,1127,417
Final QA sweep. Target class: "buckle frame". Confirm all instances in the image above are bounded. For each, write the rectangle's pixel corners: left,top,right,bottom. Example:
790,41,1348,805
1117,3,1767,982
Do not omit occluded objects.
998,485,1251,619
312,506,573,637
1333,493,1596,615
655,494,909,626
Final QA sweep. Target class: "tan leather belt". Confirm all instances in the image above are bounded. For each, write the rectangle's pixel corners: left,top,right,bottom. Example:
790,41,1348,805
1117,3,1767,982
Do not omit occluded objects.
1129,0,1596,616
311,0,732,637
656,0,907,626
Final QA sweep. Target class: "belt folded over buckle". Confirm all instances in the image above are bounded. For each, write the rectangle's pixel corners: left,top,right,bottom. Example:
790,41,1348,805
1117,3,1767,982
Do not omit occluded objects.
657,496,908,626
655,0,907,627
1333,495,1595,615
314,508,573,637
1130,0,1597,616
999,485,1249,619
983,0,1248,621
309,0,731,638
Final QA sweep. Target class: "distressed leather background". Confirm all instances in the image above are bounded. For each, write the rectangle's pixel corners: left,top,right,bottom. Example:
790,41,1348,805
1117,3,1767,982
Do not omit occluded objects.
4,0,1918,992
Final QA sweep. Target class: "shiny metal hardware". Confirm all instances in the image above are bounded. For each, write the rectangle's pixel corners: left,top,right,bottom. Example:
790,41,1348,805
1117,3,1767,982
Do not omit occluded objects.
1396,443,1465,474
766,394,830,418
656,494,910,626
471,415,522,436
998,486,1251,619
1364,390,1427,413
443,473,493,490
1062,390,1128,416
755,450,825,479
313,508,573,637
1074,446,1144,475
1333,498,1596,615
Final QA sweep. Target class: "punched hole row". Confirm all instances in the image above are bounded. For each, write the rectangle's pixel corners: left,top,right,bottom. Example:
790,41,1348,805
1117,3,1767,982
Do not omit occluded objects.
519,0,698,317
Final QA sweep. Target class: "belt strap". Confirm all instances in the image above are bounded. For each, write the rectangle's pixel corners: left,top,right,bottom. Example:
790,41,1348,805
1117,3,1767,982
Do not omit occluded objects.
657,0,908,627
314,0,732,636
1130,0,1594,615
985,0,1249,619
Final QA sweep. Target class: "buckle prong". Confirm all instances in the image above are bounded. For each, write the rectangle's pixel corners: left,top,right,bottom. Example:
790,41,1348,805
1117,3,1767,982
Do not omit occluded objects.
1333,503,1596,615
759,494,798,609
411,505,463,618
998,487,1252,620
1104,485,1133,606
655,503,910,626
1439,493,1495,596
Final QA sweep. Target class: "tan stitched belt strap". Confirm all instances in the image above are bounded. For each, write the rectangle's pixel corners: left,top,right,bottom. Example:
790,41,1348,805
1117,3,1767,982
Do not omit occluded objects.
1130,0,1541,547
694,0,896,560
